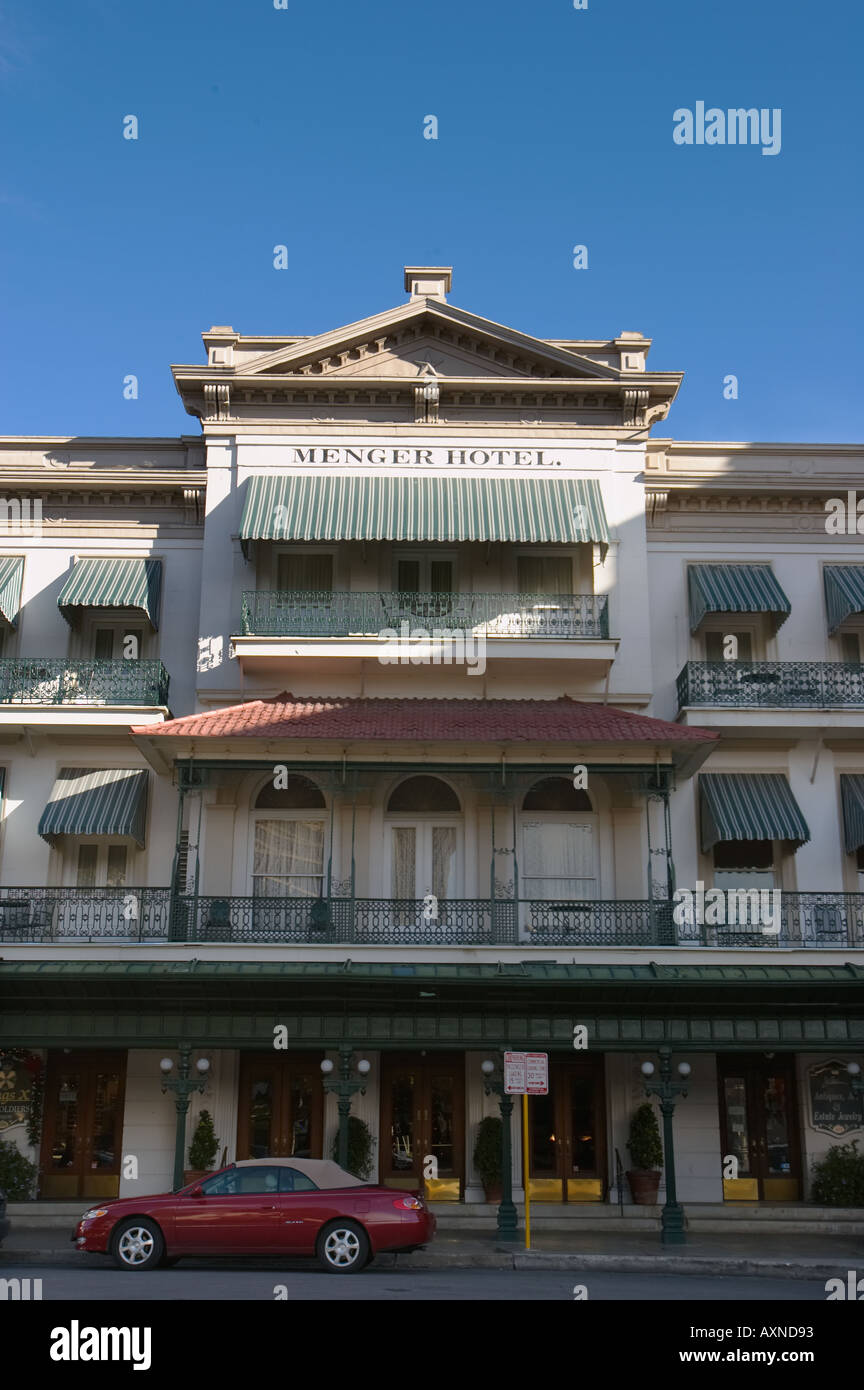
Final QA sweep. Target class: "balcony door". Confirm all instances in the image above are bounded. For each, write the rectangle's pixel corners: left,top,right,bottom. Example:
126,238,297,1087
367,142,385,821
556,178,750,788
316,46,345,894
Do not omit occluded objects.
718,1054,801,1200
386,777,462,913
40,1050,126,1200
519,778,598,935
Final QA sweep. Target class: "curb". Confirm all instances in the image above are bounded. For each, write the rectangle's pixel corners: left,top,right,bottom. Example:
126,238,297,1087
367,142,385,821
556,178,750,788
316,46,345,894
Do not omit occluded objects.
0,1248,851,1279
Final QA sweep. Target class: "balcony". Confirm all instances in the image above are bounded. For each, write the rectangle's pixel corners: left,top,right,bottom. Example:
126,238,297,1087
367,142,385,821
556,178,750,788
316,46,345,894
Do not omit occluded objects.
1,888,861,948
0,658,170,707
678,661,864,709
232,591,615,678
241,590,609,639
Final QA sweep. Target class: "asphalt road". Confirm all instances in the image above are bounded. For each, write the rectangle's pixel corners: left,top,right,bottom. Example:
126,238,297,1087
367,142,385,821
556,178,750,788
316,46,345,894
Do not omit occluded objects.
0,1262,830,1300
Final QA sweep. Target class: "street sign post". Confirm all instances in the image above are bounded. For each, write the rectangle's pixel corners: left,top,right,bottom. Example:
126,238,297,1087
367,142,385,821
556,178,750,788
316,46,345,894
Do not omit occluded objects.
502,1052,549,1249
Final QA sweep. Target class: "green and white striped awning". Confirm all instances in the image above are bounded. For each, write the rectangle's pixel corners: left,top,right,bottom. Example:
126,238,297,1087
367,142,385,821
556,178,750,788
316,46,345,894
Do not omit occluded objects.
0,556,24,628
38,768,149,847
824,567,864,635
700,773,810,852
240,475,609,554
840,775,864,854
58,558,162,628
688,565,791,633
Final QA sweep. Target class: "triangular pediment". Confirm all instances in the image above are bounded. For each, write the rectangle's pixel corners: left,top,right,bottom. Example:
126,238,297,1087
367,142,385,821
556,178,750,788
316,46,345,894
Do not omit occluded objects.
238,298,622,382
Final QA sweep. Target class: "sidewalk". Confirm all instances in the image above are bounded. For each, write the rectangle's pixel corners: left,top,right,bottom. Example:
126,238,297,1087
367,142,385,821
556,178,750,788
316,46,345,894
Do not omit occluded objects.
2,1225,860,1278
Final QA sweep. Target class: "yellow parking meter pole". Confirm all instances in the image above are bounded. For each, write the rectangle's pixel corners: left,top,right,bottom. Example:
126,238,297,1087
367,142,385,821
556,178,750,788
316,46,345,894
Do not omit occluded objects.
522,1092,531,1250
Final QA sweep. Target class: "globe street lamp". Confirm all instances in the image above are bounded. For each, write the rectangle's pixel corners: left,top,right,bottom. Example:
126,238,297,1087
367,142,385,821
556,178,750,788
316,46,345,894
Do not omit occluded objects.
847,1062,863,1099
640,1048,691,1245
481,1058,518,1244
321,1048,371,1171
160,1046,210,1192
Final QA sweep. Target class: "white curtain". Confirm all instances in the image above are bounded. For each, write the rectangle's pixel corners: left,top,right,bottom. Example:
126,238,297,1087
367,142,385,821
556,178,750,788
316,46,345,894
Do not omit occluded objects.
522,821,596,899
392,827,416,898
253,819,324,897
432,826,456,899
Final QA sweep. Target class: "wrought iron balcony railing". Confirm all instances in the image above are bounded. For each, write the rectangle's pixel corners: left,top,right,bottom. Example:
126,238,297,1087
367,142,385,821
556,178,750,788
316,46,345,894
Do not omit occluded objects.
240,591,609,640
0,658,170,707
1,888,862,948
677,660,864,709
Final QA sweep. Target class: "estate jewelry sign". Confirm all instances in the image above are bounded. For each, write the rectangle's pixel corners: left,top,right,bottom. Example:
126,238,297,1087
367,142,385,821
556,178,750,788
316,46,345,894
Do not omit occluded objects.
808,1059,864,1136
0,1056,35,1131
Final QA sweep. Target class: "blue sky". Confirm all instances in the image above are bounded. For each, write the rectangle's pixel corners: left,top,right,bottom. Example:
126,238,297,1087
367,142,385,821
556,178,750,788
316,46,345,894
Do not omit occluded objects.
1,0,861,442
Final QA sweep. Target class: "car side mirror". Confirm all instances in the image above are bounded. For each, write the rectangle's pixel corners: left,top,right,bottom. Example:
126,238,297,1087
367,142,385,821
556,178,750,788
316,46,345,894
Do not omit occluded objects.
188,1184,204,1198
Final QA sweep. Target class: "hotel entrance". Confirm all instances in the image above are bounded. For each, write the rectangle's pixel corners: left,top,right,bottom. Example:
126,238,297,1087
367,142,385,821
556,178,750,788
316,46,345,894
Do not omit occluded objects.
40,1051,126,1200
380,1053,464,1197
527,1057,606,1201
236,1053,323,1160
718,1054,802,1200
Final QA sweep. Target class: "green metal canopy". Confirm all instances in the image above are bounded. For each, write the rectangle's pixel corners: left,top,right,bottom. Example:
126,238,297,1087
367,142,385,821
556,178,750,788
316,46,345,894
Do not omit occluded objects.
688,564,791,633
0,555,24,628
38,767,149,847
824,566,864,635
700,772,810,852
58,558,162,628
240,474,609,554
840,775,864,854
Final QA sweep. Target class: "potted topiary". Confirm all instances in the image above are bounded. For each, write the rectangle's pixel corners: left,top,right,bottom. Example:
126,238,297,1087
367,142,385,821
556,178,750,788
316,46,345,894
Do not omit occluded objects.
810,1140,864,1206
473,1115,503,1202
331,1115,375,1181
184,1110,220,1186
0,1136,38,1202
626,1102,663,1204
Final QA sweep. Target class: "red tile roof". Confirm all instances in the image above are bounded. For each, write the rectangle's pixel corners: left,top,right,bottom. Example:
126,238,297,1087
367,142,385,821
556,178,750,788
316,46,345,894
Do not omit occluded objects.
134,693,717,746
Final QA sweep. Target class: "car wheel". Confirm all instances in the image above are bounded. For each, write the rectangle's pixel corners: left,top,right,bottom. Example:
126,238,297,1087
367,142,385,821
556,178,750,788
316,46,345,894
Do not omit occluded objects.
111,1218,165,1271
316,1220,370,1274
160,1256,181,1268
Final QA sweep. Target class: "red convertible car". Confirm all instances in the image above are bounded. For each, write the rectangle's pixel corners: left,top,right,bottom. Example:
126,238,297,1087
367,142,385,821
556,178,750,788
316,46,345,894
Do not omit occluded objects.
73,1158,436,1273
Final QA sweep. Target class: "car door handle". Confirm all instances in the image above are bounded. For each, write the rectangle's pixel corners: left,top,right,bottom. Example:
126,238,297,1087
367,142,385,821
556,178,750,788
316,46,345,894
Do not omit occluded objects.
256,1205,278,1211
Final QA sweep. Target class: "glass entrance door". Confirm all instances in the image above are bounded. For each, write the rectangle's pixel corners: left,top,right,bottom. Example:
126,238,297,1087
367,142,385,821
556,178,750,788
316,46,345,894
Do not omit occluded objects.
236,1054,323,1160
380,1054,464,1196
40,1051,126,1200
718,1055,801,1200
528,1059,606,1201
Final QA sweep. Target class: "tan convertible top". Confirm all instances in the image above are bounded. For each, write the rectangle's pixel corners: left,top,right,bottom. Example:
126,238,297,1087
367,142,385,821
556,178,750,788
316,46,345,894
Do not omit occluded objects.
234,1157,367,1188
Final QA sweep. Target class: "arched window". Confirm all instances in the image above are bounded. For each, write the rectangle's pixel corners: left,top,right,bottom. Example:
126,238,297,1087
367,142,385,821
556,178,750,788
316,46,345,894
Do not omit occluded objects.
255,775,325,809
522,777,592,812
387,776,460,814
386,776,461,902
252,775,326,897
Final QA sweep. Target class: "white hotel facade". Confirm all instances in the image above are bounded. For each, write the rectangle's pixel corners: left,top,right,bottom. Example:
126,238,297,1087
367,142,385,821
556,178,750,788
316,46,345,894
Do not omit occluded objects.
0,267,862,1218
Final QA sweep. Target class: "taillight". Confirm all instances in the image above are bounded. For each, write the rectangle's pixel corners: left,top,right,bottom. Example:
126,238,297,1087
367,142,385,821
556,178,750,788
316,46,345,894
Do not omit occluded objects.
392,1196,423,1210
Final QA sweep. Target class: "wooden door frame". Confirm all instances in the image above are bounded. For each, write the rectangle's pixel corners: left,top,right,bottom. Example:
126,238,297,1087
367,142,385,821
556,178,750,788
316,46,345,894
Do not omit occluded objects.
40,1050,127,1200
717,1053,802,1200
236,1052,324,1160
528,1055,606,1201
379,1053,465,1193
